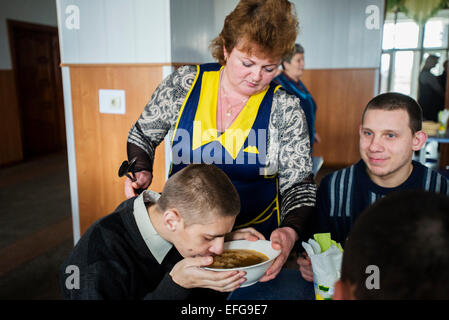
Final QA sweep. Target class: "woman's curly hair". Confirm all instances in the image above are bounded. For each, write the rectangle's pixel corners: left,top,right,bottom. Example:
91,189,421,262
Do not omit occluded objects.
210,0,299,65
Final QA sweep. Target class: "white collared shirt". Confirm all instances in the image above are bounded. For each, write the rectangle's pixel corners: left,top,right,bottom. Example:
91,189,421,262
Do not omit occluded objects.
133,190,173,264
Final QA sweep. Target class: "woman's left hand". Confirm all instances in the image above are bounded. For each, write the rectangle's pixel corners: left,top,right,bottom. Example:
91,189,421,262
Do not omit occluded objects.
259,227,298,282
225,227,265,242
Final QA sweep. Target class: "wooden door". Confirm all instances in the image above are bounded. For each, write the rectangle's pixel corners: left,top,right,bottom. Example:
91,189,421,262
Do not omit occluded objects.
8,20,66,159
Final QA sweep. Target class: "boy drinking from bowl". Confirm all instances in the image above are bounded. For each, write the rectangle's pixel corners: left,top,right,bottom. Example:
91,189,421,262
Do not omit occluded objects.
60,164,264,300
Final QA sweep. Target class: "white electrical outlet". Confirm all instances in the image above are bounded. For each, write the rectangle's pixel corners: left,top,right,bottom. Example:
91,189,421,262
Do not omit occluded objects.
99,89,126,114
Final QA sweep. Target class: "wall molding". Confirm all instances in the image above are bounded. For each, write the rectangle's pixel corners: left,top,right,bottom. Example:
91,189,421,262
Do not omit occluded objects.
60,62,200,68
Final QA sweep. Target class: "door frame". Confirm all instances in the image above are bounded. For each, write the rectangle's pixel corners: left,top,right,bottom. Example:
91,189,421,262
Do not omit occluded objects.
7,19,64,159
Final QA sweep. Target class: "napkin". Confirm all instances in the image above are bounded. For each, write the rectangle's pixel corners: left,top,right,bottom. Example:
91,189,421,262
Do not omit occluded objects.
302,233,343,300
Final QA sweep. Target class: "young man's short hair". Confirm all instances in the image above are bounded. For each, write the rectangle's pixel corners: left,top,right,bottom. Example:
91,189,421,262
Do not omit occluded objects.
362,92,423,134
341,190,449,299
156,164,240,225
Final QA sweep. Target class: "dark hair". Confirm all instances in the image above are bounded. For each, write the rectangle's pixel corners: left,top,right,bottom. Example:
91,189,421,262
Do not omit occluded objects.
156,164,240,225
362,92,423,133
210,0,298,65
424,54,439,69
281,43,304,69
341,190,449,299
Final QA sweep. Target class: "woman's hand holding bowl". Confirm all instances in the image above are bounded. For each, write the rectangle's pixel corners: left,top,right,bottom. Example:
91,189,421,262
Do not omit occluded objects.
258,226,297,282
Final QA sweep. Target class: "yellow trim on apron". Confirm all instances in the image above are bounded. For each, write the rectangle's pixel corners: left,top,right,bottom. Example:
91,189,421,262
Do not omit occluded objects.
235,176,280,229
275,177,281,226
235,198,277,229
273,84,282,94
192,67,270,159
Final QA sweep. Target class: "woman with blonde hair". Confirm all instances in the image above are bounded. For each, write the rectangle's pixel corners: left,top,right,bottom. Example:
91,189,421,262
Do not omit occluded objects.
124,0,316,292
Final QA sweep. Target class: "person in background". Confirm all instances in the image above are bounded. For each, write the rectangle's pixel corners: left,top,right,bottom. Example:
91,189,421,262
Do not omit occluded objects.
274,43,320,153
298,92,449,283
333,190,449,299
124,0,316,285
60,164,264,300
438,59,448,91
418,55,445,122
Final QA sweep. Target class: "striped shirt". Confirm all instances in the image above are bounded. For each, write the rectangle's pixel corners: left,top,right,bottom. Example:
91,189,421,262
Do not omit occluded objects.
315,160,449,245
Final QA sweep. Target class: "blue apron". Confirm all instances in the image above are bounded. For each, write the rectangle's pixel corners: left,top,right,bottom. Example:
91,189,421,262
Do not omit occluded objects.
169,63,280,239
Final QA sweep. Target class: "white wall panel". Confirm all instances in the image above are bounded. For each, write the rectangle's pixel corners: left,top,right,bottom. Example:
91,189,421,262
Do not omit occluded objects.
293,0,384,69
77,0,107,63
170,0,216,63
60,66,81,244
57,0,171,64
56,0,80,63
170,0,240,63
135,0,171,63
212,0,239,41
104,0,135,63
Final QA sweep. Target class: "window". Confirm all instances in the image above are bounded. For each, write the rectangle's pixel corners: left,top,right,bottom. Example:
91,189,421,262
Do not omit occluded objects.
392,50,415,95
424,17,449,48
380,10,449,99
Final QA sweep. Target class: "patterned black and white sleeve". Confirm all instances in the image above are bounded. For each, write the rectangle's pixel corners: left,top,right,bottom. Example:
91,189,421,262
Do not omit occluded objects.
127,65,197,172
269,88,317,241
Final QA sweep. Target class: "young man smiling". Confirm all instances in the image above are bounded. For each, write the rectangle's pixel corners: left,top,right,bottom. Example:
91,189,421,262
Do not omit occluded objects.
298,92,449,282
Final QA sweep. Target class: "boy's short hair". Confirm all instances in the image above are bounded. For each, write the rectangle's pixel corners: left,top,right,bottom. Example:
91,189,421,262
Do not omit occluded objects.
156,164,240,225
362,92,423,133
341,190,449,299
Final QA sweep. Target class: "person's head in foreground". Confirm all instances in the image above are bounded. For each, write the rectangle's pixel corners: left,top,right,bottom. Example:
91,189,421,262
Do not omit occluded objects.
359,92,427,187
334,190,449,299
153,164,240,258
209,0,298,97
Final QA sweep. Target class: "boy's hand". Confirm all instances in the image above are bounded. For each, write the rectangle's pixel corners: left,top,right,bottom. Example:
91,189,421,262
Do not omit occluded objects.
225,227,265,242
297,252,314,282
169,256,246,292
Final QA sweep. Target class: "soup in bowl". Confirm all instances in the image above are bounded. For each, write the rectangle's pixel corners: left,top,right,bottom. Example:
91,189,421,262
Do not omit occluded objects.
204,240,281,287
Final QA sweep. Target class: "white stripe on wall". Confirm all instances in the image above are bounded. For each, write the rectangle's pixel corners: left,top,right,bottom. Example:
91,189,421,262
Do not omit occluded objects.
163,65,174,180
61,66,81,245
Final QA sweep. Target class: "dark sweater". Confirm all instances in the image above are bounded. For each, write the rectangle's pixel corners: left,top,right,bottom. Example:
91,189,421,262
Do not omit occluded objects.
59,197,191,300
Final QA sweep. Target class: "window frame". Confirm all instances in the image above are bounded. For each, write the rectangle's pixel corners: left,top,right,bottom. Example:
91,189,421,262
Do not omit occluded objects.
380,10,449,99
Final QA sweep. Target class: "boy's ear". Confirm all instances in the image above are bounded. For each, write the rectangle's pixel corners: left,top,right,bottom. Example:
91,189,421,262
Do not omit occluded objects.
333,280,356,300
162,208,182,232
412,130,428,151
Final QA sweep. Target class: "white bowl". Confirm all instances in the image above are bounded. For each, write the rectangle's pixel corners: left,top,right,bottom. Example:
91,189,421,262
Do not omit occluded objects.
204,240,281,288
